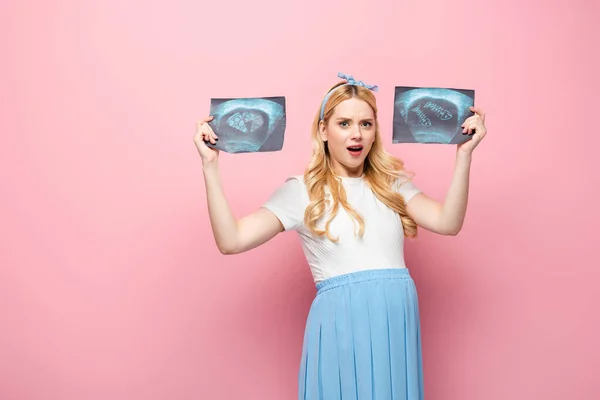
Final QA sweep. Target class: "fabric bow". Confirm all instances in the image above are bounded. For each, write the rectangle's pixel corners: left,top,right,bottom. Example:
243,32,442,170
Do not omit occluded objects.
319,72,379,120
338,72,379,92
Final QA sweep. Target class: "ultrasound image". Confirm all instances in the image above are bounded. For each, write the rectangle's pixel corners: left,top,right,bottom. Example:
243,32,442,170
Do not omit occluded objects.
392,87,475,144
206,97,286,153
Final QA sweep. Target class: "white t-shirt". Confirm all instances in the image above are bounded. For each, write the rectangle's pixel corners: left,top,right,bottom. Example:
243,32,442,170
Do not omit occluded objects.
262,174,422,283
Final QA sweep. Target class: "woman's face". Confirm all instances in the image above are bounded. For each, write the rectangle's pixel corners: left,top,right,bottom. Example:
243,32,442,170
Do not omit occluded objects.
319,97,377,178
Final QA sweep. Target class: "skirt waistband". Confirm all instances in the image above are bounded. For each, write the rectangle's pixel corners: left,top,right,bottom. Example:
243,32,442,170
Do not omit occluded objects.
316,268,412,295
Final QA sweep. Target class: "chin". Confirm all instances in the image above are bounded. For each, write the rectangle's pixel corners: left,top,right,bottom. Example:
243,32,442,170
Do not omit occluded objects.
347,159,366,168
332,147,371,173
341,158,367,172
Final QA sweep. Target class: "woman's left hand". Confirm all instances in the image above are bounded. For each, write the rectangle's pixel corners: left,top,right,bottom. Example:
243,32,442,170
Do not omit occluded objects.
457,107,487,155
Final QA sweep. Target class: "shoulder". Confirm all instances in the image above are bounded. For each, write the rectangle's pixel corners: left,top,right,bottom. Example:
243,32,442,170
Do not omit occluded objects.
284,174,305,185
261,174,308,231
391,174,422,203
278,174,308,195
392,176,414,189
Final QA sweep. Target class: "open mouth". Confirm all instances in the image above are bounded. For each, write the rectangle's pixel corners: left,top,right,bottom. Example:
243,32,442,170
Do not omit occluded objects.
347,145,363,156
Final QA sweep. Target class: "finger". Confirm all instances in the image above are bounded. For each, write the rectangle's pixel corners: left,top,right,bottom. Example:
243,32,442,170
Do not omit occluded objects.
202,130,216,145
196,122,207,141
193,127,205,143
196,117,215,133
463,114,484,127
198,119,218,141
461,116,477,129
206,123,218,140
468,124,476,135
462,121,475,134
194,134,208,150
473,119,486,134
204,130,215,144
471,121,485,135
472,124,486,139
202,126,217,144
465,121,482,135
470,107,485,122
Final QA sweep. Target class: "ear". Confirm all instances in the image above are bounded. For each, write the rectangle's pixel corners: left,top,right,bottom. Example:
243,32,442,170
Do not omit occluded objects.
318,120,328,142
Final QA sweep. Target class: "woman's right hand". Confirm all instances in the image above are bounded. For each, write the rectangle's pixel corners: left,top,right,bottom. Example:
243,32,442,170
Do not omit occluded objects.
194,116,219,166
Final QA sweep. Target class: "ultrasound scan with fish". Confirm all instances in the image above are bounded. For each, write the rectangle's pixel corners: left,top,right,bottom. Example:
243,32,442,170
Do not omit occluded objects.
392,87,475,145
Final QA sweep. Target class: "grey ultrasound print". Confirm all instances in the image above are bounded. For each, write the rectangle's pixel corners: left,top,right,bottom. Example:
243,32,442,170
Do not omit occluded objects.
392,87,475,144
206,97,286,153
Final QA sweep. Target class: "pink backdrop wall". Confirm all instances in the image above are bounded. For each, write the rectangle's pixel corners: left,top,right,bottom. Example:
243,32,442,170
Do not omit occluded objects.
2,0,598,399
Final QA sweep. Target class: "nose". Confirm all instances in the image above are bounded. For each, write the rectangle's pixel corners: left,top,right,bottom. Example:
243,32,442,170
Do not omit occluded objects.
350,125,362,139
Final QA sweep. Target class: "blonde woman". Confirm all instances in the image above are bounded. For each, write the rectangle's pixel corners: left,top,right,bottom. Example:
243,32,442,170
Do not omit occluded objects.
194,73,487,399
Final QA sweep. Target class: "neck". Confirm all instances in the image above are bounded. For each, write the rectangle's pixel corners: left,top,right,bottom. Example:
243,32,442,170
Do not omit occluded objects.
330,160,364,178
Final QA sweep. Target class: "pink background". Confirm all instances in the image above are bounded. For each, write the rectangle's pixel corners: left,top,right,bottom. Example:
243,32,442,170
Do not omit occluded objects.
2,0,598,399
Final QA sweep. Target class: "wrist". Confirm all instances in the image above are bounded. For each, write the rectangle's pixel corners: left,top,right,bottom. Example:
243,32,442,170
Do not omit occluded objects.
456,147,473,160
455,149,473,170
202,160,220,174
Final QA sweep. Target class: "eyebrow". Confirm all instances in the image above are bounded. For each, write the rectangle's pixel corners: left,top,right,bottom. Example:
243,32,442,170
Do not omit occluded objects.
335,117,375,122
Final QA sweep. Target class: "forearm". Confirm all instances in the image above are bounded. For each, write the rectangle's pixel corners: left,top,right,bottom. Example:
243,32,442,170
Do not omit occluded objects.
439,150,472,234
202,162,239,253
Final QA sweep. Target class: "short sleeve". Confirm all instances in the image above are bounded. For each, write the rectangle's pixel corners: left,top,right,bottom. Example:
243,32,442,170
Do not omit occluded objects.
393,178,422,204
261,176,305,231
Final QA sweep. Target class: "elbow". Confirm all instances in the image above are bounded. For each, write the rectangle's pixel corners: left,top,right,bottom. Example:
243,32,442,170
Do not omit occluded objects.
216,241,240,255
436,215,464,236
445,225,462,236
216,228,244,255
218,246,239,255
218,246,233,255
447,228,460,236
436,222,462,236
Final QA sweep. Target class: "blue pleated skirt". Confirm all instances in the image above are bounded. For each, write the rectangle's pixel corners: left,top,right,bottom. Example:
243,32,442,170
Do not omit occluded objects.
298,268,424,400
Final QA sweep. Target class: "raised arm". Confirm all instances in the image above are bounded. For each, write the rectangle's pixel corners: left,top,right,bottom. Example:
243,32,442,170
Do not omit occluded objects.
405,150,471,235
195,117,283,255
405,107,487,236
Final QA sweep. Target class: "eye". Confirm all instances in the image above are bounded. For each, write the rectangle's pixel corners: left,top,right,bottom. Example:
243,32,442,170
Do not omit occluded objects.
209,98,286,153
339,121,349,127
361,121,373,127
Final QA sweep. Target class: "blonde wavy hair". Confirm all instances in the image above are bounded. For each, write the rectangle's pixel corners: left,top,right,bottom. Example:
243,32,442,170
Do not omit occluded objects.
302,81,418,242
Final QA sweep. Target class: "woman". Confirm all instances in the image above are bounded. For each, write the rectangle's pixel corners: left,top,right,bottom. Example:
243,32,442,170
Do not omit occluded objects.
194,73,487,399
